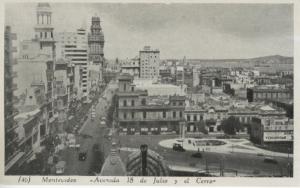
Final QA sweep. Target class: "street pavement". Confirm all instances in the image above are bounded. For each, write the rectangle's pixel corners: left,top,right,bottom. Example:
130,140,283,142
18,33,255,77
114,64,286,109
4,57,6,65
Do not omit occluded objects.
117,135,292,177
60,86,114,175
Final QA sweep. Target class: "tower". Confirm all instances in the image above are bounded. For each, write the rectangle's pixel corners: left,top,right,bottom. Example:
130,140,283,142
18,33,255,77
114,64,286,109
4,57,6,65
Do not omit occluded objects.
35,3,56,118
88,15,105,64
34,3,55,58
88,15,105,84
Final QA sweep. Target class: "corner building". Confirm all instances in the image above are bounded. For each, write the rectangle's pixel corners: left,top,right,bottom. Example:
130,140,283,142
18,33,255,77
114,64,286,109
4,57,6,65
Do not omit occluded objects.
116,74,185,135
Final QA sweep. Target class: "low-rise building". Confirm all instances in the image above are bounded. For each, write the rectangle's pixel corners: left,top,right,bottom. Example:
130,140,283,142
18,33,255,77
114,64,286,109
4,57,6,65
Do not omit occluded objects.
247,85,293,102
251,117,293,145
116,74,185,135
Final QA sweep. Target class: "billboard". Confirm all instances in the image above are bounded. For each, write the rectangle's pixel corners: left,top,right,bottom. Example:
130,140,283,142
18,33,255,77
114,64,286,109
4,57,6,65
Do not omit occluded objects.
263,131,293,142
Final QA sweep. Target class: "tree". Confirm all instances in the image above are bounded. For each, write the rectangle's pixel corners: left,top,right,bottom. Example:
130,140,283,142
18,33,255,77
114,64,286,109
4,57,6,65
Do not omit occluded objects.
220,116,244,135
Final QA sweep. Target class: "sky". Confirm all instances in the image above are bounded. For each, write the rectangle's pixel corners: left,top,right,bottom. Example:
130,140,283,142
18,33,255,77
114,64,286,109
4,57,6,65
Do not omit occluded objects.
5,3,293,59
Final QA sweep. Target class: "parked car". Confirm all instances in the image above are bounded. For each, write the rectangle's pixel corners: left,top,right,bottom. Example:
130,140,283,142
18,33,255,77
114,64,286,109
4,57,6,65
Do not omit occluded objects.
191,152,202,158
263,157,278,164
173,143,185,152
79,151,88,161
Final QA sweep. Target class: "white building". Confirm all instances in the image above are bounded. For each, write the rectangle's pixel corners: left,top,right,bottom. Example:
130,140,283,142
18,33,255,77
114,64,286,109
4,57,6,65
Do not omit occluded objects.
139,46,160,81
120,57,140,79
56,28,89,100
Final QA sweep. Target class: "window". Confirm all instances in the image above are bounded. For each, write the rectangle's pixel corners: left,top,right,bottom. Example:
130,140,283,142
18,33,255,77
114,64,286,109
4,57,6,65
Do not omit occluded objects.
173,102,176,106
123,100,127,107
187,115,190,121
40,32,42,38
123,84,126,91
163,111,166,118
123,113,127,119
51,32,53,38
194,115,197,121
173,111,176,118
131,112,135,119
143,111,147,119
141,98,146,105
200,116,203,120
131,87,134,92
179,102,183,106
180,111,183,118
131,100,135,106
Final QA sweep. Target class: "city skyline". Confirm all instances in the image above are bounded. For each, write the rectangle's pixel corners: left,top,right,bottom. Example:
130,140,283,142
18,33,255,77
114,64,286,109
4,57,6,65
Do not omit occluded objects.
5,3,293,59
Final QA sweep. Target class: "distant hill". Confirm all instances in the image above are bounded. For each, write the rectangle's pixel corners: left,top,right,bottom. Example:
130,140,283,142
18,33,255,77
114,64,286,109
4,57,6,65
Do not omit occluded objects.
164,55,293,71
242,55,293,65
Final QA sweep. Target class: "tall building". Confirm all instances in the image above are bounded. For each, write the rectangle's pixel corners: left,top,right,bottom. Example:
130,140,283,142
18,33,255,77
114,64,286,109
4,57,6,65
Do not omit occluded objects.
139,46,160,81
56,28,89,100
34,2,55,57
88,16,105,84
5,26,21,174
88,16,105,64
18,3,56,119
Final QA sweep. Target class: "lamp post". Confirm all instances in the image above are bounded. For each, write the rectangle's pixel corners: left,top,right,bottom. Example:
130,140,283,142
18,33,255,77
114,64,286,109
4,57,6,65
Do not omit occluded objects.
140,144,148,176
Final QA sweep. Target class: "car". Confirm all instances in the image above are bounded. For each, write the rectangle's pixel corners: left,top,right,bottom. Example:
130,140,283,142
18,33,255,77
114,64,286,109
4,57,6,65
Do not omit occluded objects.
263,157,278,164
79,151,88,161
173,143,185,152
191,152,202,158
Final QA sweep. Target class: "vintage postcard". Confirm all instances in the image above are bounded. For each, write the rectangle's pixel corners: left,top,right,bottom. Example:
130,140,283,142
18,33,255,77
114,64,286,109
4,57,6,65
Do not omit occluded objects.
0,0,299,186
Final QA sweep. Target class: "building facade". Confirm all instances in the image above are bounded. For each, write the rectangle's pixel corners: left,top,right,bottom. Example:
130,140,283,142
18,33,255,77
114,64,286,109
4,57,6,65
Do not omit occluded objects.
56,28,89,100
247,86,293,102
88,16,105,84
251,116,293,145
117,74,185,135
120,57,140,79
139,46,160,81
5,26,22,174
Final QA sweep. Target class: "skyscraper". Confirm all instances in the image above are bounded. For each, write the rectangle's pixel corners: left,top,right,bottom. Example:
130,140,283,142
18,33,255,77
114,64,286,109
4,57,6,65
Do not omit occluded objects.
56,28,89,100
88,16,105,65
139,46,160,81
88,16,105,84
